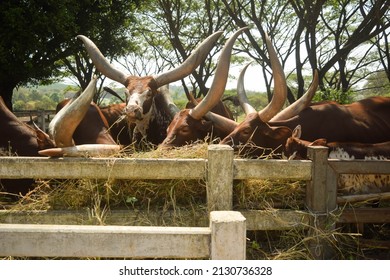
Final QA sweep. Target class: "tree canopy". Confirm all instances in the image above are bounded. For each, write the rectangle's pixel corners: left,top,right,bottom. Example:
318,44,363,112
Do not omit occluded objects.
0,0,140,110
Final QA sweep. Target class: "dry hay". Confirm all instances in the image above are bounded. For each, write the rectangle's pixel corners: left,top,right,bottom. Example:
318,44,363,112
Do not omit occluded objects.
1,141,389,259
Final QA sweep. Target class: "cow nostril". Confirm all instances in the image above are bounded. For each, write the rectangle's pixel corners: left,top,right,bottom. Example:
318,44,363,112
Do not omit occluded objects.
124,105,143,120
135,109,142,120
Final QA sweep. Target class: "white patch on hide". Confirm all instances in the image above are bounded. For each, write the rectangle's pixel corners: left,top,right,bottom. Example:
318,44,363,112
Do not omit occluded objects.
364,155,388,160
133,99,156,138
329,148,355,160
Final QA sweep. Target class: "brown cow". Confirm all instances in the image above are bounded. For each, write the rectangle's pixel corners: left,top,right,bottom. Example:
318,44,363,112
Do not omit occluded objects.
220,37,390,158
55,99,117,146
0,96,55,196
57,100,134,146
185,92,235,121
285,125,390,160
159,28,247,148
78,31,223,145
222,96,390,159
39,78,121,157
284,125,390,195
1,79,121,197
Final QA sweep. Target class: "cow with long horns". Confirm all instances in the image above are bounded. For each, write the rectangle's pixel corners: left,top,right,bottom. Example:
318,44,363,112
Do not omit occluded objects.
1,78,122,197
219,35,390,158
77,31,225,146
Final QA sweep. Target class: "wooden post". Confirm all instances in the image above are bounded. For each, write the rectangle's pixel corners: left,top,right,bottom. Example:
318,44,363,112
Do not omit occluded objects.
210,211,246,260
306,146,338,259
39,111,46,132
207,145,234,211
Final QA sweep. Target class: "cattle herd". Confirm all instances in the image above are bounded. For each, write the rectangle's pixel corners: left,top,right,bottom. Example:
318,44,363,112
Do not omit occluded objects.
1,27,390,199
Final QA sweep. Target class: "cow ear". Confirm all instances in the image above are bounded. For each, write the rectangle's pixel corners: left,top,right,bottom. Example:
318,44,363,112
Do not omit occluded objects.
311,138,327,146
35,127,55,149
292,125,302,139
199,120,213,131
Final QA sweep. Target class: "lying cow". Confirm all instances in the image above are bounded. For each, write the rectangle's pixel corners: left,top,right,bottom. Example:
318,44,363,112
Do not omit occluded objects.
284,125,390,195
0,94,56,197
284,125,390,160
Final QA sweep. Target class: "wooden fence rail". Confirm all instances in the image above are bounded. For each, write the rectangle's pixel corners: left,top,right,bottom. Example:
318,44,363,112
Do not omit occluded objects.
14,110,56,132
1,144,390,259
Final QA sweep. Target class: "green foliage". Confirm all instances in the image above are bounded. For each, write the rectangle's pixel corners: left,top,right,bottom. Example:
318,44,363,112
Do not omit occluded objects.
0,0,141,107
314,88,354,104
12,83,74,111
361,70,390,97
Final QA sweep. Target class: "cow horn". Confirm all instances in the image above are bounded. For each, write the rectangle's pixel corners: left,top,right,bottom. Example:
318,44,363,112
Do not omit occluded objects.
49,77,97,147
77,35,128,86
153,31,223,87
39,144,122,157
270,69,319,121
190,27,248,120
160,84,180,117
237,62,257,115
257,33,287,122
204,111,238,134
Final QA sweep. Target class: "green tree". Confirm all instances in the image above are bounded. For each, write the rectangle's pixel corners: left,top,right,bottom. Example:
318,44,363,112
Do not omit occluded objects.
361,70,390,96
221,0,390,103
0,0,141,111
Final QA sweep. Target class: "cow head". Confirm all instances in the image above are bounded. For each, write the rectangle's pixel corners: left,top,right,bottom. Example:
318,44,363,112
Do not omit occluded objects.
0,96,55,156
77,31,223,124
159,28,248,148
284,125,327,160
221,112,292,157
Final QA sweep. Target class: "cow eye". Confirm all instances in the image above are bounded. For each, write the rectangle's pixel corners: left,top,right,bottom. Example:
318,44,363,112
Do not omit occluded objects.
181,126,190,134
146,90,153,98
242,128,252,136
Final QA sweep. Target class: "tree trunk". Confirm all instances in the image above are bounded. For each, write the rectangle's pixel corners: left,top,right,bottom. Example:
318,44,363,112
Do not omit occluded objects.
0,81,17,111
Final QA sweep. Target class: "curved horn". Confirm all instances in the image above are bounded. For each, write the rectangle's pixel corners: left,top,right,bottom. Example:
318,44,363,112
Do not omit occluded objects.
39,144,122,157
189,27,248,120
77,35,128,85
270,69,319,121
49,77,97,147
258,33,287,122
237,62,257,115
160,84,180,117
205,111,238,134
188,92,198,106
153,31,223,87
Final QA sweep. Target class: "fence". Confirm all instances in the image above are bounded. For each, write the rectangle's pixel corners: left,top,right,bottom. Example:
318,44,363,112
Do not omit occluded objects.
14,110,55,131
0,145,389,259
0,211,246,259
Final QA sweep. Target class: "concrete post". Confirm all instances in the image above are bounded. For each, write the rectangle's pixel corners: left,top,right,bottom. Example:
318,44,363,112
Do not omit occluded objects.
210,211,246,260
207,145,234,211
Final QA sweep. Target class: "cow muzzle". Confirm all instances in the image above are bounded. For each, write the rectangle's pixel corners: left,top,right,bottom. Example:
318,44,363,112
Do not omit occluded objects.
124,105,143,121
